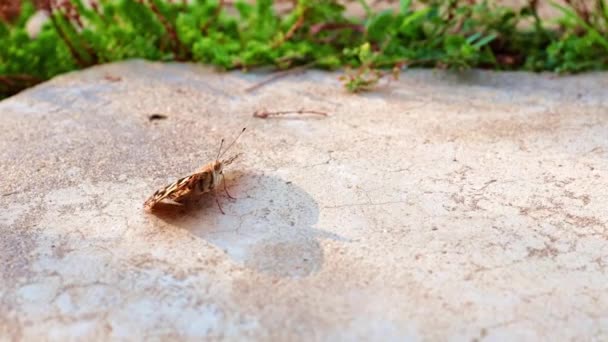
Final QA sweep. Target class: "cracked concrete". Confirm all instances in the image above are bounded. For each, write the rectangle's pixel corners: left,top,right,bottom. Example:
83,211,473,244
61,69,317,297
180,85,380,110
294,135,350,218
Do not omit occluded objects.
1,60,607,340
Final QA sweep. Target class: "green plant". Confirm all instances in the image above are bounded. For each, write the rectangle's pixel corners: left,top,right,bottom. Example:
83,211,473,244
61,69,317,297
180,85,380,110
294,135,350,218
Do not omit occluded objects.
544,0,608,72
1,0,607,97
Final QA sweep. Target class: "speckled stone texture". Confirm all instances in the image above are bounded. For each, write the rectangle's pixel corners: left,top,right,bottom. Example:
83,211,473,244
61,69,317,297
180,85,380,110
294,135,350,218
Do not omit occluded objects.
1,60,607,341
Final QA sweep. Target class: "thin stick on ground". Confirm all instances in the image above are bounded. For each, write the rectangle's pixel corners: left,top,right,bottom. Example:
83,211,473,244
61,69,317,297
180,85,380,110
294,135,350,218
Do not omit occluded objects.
0,74,43,95
244,62,315,93
49,13,89,67
253,109,329,119
272,8,306,48
0,74,42,84
201,0,223,33
139,0,186,60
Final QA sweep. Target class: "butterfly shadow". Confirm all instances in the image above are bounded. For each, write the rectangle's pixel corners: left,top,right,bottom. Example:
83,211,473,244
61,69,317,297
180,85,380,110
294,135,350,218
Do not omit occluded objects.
149,171,347,278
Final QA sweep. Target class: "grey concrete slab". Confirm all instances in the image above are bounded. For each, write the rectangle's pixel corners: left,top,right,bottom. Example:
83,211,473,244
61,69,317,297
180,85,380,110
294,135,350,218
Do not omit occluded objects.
1,60,607,340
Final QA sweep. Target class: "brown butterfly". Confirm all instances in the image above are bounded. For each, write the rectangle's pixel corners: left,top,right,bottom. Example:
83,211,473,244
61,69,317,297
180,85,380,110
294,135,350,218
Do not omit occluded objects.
144,128,246,213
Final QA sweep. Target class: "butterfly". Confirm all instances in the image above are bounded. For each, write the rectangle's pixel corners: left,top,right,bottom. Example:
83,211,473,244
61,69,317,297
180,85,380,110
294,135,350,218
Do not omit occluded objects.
144,128,246,214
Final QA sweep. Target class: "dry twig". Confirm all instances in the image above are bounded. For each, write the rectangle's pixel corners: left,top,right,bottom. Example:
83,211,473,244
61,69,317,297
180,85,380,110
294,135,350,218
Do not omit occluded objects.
253,109,328,119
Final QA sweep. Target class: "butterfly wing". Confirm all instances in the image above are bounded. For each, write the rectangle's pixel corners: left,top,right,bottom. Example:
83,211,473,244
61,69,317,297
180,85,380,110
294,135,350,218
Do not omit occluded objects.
144,175,196,211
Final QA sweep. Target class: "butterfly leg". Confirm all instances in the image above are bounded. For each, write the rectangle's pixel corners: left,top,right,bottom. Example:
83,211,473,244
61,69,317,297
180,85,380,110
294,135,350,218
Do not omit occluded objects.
222,174,236,200
214,189,226,215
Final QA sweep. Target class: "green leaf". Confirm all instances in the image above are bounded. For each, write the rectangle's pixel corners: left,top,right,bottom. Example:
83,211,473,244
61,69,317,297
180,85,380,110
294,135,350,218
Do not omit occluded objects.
472,33,496,49
366,10,395,42
399,0,412,15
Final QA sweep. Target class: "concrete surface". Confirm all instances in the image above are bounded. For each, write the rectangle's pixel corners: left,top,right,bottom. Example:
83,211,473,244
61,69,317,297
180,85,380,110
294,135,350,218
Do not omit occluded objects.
1,60,607,341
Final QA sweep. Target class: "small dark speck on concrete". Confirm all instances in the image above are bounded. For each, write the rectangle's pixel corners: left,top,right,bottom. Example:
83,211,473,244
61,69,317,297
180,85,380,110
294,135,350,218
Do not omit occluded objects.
148,114,168,121
286,181,292,185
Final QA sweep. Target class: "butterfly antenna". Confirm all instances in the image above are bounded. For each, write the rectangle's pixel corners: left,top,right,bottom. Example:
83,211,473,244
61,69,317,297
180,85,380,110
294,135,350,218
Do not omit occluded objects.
223,153,242,166
219,127,246,159
215,138,225,161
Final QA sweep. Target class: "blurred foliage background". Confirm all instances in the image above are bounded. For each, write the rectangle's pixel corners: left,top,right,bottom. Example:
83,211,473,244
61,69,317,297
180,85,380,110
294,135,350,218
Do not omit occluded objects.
1,0,607,97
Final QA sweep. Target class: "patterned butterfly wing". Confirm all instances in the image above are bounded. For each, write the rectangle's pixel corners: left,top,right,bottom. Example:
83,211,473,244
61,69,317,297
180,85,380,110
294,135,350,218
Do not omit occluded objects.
144,174,197,211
